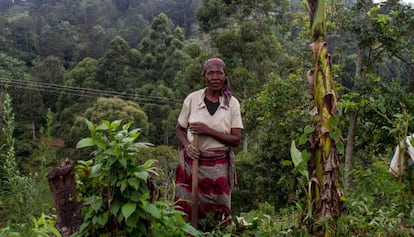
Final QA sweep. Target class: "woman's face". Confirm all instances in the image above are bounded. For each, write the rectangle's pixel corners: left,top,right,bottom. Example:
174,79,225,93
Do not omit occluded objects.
204,64,226,92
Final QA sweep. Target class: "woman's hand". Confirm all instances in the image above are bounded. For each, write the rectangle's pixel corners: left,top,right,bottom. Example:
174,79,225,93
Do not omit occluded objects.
189,122,209,135
185,144,200,160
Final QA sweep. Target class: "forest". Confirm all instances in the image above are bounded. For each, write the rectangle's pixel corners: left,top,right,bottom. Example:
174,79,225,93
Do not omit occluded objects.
1,0,414,236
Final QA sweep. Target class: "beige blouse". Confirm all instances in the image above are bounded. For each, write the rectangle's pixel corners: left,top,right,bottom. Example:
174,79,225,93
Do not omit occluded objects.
177,88,243,151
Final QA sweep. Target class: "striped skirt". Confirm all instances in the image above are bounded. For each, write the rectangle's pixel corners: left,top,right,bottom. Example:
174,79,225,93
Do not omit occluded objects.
174,147,236,224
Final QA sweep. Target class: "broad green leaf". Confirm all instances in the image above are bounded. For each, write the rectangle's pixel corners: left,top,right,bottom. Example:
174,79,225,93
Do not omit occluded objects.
182,223,201,236
134,171,148,181
93,214,108,226
143,159,156,169
119,157,127,169
300,170,309,180
114,145,122,158
327,117,339,130
377,103,386,114
92,215,107,226
111,120,122,130
122,122,132,131
94,137,108,149
281,160,292,166
143,203,160,219
91,198,102,212
121,203,136,220
126,213,138,228
290,141,303,168
298,133,308,145
329,128,341,143
120,180,128,193
304,125,315,134
111,200,121,215
128,177,139,190
97,121,110,131
302,150,311,162
128,128,141,139
85,119,94,132
90,164,102,178
76,138,94,149
336,141,345,155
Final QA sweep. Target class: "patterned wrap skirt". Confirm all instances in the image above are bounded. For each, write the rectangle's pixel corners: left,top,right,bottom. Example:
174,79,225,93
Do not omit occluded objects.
175,146,236,222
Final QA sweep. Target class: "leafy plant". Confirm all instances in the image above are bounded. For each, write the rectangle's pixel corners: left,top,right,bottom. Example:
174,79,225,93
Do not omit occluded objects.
31,213,61,237
0,213,61,237
1,93,34,232
74,119,199,236
336,159,414,236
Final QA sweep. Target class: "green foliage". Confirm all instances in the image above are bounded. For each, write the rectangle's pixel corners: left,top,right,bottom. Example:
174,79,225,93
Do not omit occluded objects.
137,145,179,202
0,94,32,229
0,213,61,237
336,159,414,236
341,77,414,160
196,0,294,101
0,94,54,233
74,119,199,236
134,83,180,145
69,97,149,147
97,36,133,91
38,21,80,67
194,203,307,237
31,213,62,237
1,1,414,236
136,13,191,88
235,74,310,210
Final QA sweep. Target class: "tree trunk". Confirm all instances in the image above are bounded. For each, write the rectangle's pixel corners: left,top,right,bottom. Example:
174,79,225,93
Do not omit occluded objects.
32,121,36,142
345,111,357,190
345,45,368,191
47,158,82,237
243,135,248,152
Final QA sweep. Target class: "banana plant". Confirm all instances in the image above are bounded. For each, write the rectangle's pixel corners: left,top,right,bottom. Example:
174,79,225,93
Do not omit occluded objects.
306,0,343,235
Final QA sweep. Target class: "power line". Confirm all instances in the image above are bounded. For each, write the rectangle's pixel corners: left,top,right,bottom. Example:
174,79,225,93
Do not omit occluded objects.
0,77,183,107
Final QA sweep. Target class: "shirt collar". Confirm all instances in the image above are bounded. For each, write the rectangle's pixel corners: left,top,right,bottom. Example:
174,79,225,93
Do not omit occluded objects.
197,88,229,110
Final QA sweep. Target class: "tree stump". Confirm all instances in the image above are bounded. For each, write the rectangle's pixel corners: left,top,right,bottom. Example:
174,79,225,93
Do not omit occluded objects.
47,158,82,237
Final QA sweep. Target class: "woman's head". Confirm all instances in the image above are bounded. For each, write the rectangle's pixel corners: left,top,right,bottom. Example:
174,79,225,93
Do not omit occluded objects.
202,57,227,77
202,57,232,106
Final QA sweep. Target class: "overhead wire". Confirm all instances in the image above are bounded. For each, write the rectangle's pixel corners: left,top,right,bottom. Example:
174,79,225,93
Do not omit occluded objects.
0,77,183,107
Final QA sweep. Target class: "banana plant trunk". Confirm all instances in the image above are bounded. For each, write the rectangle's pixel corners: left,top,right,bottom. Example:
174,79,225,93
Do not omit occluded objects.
307,0,343,234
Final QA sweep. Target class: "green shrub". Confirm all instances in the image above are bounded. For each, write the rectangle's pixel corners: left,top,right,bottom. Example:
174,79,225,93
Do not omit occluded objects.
73,119,199,236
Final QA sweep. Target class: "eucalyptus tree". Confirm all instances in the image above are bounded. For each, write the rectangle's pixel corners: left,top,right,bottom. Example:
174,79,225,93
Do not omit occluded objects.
54,57,100,140
97,35,134,92
38,21,80,68
134,83,180,145
3,9,37,61
136,13,190,87
82,24,114,58
32,56,65,111
163,0,201,36
116,9,148,47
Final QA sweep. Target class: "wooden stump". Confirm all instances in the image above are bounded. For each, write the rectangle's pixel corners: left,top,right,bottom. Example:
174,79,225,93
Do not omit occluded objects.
47,158,82,237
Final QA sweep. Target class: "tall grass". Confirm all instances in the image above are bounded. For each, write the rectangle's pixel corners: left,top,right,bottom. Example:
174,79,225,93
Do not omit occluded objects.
0,94,54,234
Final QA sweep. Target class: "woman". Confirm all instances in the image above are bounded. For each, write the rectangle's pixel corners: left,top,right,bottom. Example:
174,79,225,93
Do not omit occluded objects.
175,57,243,228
